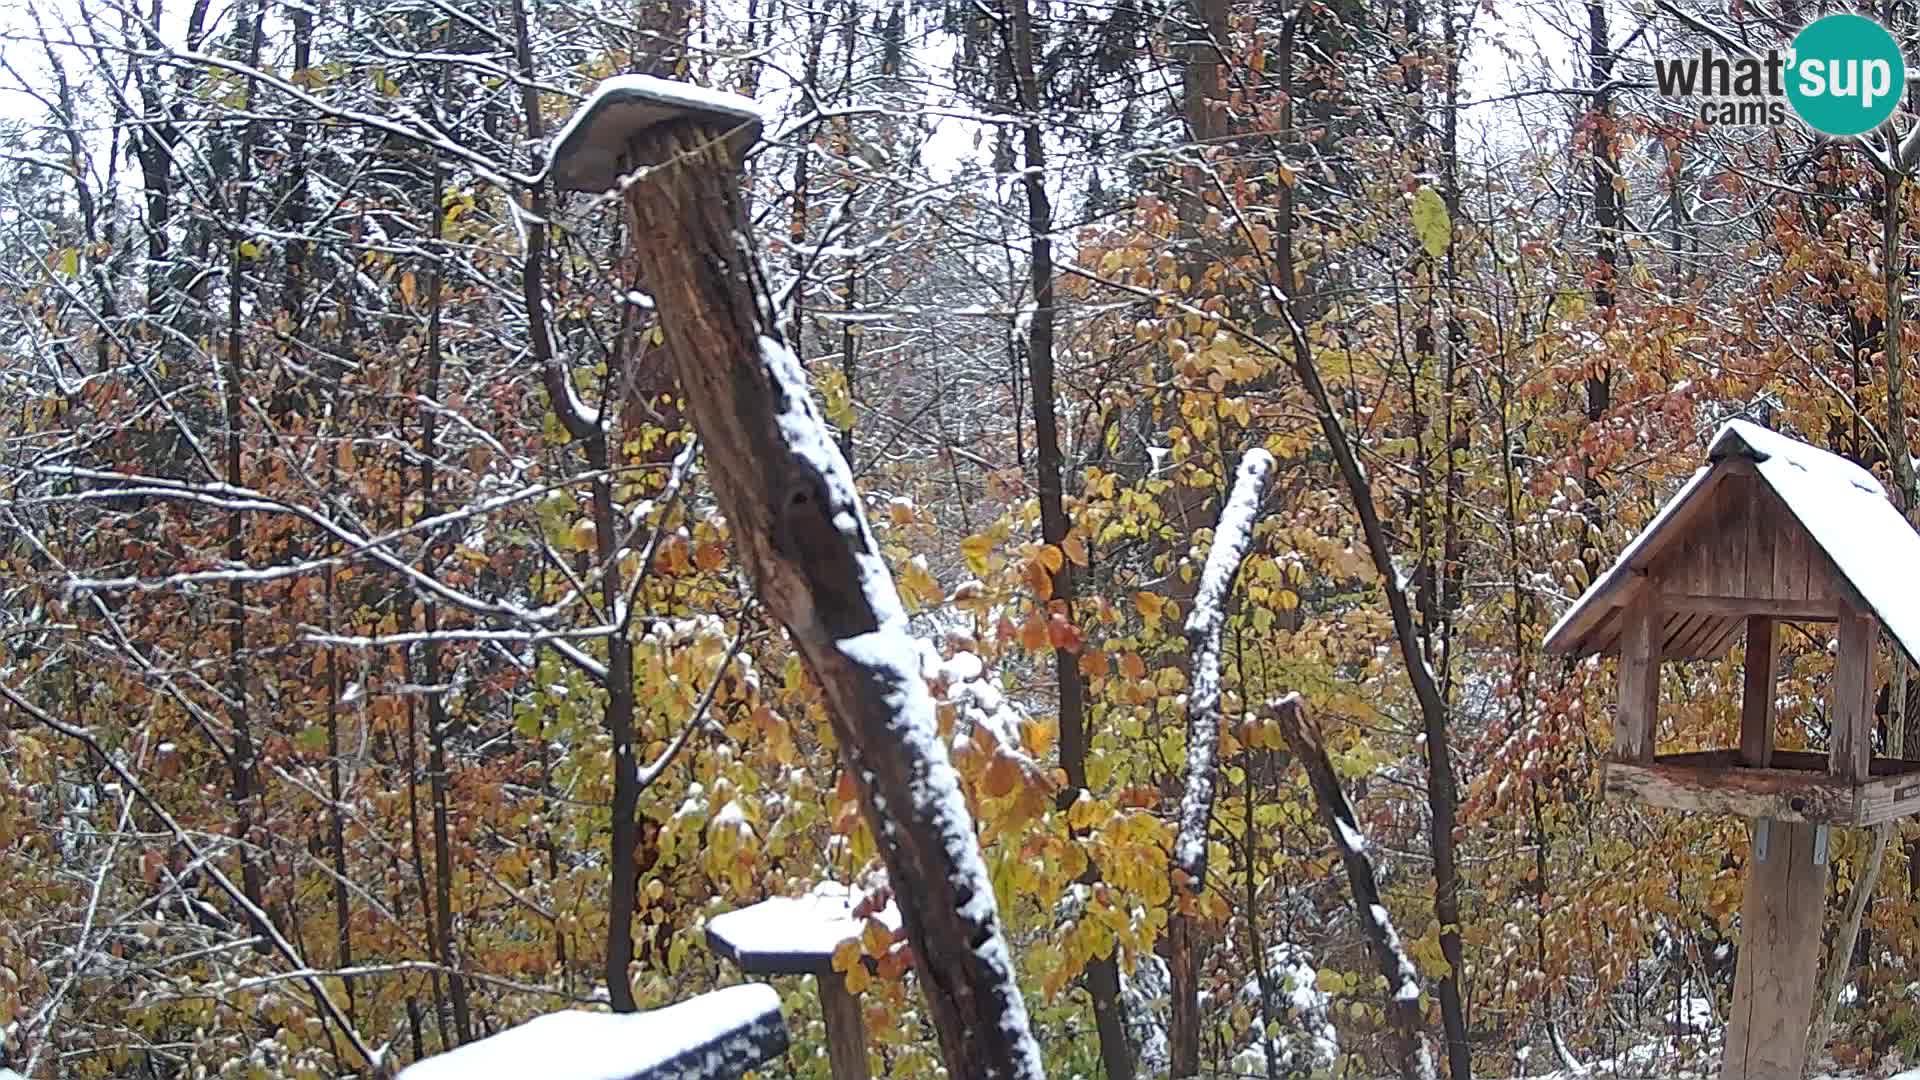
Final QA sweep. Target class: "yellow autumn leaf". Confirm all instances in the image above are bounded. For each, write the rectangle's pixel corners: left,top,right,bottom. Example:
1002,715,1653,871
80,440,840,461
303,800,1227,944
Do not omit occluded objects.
1135,591,1164,624
1412,185,1450,258
961,532,994,576
1036,544,1064,574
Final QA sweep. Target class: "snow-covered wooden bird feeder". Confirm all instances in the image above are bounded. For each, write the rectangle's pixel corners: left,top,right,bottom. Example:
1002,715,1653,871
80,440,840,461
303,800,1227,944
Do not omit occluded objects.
395,983,788,1080
1544,419,1920,1080
707,885,900,1080
547,74,763,193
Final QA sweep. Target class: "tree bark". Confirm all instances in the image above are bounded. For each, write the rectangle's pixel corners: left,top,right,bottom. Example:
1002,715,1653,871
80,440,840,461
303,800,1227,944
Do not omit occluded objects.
1272,696,1437,1080
1167,448,1273,1074
1000,0,1134,1074
621,117,1044,1080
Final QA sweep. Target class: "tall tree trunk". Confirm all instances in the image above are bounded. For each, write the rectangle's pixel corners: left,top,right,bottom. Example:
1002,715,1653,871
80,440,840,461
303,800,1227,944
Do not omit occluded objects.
1580,0,1620,587
1001,0,1134,1075
1266,13,1470,1078
220,0,271,953
509,0,645,1013
418,147,474,1045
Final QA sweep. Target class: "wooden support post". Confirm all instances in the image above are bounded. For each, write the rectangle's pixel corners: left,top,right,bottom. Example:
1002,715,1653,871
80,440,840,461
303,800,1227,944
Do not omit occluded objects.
1722,820,1828,1080
1614,589,1661,762
1741,616,1777,768
1833,607,1878,784
819,974,872,1080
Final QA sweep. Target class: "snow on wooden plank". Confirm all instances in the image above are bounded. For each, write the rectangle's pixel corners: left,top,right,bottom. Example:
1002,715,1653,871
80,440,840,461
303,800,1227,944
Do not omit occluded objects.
707,881,901,975
546,75,764,193
396,984,787,1080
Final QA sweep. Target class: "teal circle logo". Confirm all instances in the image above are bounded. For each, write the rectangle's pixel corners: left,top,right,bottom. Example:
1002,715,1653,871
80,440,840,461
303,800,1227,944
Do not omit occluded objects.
1786,14,1905,136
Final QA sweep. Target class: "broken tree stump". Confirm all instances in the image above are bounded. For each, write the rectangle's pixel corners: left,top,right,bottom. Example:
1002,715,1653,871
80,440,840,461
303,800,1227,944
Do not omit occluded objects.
549,76,1044,1080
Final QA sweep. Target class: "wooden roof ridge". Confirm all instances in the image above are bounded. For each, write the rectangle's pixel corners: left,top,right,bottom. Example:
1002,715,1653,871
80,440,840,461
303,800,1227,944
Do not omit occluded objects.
1543,419,1920,669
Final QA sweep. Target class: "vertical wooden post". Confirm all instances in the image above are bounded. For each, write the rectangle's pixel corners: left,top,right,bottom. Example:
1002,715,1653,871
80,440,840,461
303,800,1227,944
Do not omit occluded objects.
1833,606,1878,784
1740,616,1777,768
1721,821,1829,1080
818,975,872,1080
1614,588,1661,762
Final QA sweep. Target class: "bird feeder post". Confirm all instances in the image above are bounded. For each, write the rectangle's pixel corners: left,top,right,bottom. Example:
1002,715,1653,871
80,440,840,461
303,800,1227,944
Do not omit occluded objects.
1544,421,1920,1080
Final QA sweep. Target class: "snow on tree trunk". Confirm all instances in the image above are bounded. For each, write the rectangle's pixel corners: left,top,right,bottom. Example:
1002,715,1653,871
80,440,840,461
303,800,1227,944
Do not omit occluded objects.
617,116,1044,1080
1166,446,1272,1076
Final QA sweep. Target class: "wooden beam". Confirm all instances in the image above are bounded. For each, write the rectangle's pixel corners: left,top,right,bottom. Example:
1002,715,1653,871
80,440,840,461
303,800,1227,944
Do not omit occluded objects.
820,975,873,1080
1721,821,1827,1080
1614,590,1661,762
1601,759,1855,824
1742,617,1777,768
1833,607,1877,785
1663,595,1838,621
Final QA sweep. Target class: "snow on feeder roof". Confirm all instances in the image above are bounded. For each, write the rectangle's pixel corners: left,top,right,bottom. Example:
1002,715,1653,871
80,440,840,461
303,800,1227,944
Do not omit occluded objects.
1544,418,1920,669
547,74,764,193
396,983,787,1080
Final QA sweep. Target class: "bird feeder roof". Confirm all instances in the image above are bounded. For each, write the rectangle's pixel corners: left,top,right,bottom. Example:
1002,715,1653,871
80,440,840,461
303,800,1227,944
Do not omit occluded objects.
1543,419,1920,668
547,74,763,193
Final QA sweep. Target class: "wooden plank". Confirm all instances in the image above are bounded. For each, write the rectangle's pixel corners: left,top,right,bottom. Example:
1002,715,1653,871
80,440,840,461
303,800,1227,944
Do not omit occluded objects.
820,974,873,1080
1717,475,1750,596
1614,591,1662,762
1745,483,1777,600
1720,821,1828,1080
1602,759,1857,824
1662,594,1838,621
1677,614,1731,658
1663,611,1702,656
1765,749,1920,778
1696,618,1747,661
1742,617,1777,768
1652,749,1741,768
1772,497,1808,603
1856,768,1920,825
395,984,791,1080
1833,607,1877,784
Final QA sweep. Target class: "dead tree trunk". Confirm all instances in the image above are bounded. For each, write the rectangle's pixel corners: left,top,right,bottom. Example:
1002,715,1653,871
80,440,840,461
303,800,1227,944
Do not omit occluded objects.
619,116,1044,1080
1272,695,1437,1080
1167,447,1272,1073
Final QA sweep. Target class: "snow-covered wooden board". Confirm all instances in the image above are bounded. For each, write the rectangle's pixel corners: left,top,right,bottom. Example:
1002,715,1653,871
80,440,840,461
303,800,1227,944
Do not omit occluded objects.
706,881,900,976
396,984,787,1080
